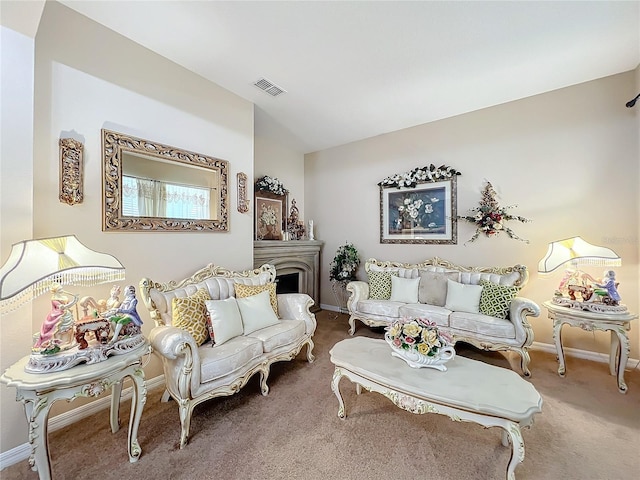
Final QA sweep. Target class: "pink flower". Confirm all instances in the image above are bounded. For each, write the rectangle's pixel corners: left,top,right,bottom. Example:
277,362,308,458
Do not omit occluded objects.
393,338,402,348
404,336,416,345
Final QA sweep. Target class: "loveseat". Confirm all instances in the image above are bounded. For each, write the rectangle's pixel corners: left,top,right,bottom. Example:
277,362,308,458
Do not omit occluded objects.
139,263,316,448
346,257,540,376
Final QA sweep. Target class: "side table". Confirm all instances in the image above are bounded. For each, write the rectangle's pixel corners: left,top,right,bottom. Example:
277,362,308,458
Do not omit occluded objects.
0,342,150,480
544,301,638,393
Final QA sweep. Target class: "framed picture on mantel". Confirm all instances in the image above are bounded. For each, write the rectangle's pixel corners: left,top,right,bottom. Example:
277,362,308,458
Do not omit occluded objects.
255,191,287,240
380,177,457,244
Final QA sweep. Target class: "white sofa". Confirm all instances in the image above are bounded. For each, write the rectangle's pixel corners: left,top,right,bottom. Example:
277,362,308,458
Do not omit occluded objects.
139,263,316,448
346,257,540,377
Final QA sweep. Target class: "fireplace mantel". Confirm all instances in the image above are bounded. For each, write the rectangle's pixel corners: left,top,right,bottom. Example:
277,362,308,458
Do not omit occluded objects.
253,240,323,311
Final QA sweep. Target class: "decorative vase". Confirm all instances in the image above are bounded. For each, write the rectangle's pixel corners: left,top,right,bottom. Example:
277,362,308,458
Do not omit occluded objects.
384,333,455,371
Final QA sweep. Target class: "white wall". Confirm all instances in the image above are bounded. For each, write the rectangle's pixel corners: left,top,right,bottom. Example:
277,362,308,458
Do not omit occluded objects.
254,107,306,221
1,1,255,453
306,70,639,360
0,25,37,457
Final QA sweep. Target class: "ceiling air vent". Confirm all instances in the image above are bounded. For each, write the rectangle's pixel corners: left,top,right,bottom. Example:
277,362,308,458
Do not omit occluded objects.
253,77,287,97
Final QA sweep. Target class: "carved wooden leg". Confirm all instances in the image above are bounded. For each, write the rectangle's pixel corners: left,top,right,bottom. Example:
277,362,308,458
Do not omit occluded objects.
553,319,567,377
348,316,357,335
127,367,146,462
331,368,346,419
110,378,123,433
612,329,630,394
502,422,525,480
23,395,53,480
518,348,532,378
306,338,316,363
178,400,192,449
259,367,270,396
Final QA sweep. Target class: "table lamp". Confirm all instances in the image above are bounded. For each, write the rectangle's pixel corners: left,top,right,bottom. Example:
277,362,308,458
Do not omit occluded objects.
0,235,143,373
538,236,625,312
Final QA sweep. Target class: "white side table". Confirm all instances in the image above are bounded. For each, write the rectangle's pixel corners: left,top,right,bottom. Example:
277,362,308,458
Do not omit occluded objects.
0,342,150,480
544,301,638,393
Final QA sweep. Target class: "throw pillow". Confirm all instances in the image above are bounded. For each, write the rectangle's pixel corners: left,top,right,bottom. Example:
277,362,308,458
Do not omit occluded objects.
172,288,211,346
479,279,520,319
444,279,482,314
236,290,280,335
234,282,278,317
418,270,460,306
368,270,395,300
205,297,244,346
389,275,420,303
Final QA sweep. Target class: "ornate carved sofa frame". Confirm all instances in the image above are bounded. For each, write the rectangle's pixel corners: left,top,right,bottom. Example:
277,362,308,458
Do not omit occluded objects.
346,258,540,376
139,263,316,448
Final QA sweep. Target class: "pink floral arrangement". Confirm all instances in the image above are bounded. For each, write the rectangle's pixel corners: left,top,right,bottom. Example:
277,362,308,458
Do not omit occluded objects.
386,317,452,357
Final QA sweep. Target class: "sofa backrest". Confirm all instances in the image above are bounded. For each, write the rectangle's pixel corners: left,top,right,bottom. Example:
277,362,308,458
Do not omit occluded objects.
365,257,528,287
139,263,276,327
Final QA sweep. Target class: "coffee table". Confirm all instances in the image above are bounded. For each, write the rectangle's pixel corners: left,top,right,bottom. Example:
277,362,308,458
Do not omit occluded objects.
330,337,543,480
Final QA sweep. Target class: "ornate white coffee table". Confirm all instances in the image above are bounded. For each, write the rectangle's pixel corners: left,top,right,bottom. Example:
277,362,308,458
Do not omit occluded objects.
330,337,543,480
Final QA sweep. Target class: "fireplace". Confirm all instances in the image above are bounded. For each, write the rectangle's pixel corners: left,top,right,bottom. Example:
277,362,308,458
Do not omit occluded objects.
254,240,323,311
276,272,300,294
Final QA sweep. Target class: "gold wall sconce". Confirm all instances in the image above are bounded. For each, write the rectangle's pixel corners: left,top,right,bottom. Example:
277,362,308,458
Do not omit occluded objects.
59,138,84,205
237,172,250,213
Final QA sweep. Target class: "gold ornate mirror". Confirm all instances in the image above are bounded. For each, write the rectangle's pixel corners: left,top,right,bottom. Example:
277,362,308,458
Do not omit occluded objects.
102,129,229,232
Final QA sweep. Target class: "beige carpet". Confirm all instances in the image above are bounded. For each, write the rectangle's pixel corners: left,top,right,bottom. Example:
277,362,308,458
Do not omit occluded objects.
3,310,639,480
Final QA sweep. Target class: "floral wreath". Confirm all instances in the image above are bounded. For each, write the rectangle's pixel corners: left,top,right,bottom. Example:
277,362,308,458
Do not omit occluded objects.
329,243,360,282
255,176,288,196
458,181,530,243
378,164,461,189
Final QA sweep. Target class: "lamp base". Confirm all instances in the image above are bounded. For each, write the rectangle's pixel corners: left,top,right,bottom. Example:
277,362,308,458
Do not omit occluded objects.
551,296,628,314
25,334,146,374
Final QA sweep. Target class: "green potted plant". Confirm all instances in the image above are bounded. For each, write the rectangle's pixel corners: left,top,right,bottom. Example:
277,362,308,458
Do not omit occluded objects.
329,243,360,314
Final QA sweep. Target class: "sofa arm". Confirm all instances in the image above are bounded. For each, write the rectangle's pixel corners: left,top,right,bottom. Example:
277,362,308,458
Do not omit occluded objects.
509,297,541,346
346,281,369,315
277,293,317,336
149,325,202,400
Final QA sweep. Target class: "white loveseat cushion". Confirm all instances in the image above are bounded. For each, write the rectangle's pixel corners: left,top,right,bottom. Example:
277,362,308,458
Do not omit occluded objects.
205,297,244,346
389,276,420,303
237,290,280,334
449,312,516,339
247,320,306,353
199,335,264,383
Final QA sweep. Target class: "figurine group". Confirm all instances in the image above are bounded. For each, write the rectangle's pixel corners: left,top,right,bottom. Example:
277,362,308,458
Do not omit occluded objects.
554,269,623,311
32,283,143,355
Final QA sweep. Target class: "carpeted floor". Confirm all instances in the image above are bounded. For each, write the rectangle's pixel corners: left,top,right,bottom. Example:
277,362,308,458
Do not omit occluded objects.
3,310,639,480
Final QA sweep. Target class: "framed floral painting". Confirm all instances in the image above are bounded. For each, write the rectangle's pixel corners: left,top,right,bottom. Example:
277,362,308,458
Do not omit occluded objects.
380,177,457,244
255,191,287,240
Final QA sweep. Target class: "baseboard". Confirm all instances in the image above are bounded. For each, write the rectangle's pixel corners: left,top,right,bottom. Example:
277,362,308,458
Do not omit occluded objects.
531,341,640,370
0,375,166,471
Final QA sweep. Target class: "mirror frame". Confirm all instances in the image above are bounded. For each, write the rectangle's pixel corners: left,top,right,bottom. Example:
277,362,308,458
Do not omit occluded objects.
102,129,229,232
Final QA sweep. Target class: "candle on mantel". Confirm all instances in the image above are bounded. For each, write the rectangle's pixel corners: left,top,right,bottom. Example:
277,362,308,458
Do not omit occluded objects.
308,220,315,240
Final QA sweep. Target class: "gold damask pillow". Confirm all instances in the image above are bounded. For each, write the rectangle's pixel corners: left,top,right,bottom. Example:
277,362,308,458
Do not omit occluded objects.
234,282,278,317
172,288,211,346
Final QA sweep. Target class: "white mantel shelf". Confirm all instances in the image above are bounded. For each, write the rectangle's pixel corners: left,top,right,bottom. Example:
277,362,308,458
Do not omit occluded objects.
254,240,324,312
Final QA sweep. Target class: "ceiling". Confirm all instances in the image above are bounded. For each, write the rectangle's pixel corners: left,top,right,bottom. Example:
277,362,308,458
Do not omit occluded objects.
54,1,640,153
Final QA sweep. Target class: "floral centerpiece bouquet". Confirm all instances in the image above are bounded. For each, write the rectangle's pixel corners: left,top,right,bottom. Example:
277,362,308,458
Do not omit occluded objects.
384,317,455,371
255,175,288,195
458,181,530,244
329,243,360,283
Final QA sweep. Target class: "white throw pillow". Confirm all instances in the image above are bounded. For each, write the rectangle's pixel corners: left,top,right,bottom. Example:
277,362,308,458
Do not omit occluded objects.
389,275,420,303
444,279,482,314
236,290,280,334
205,297,244,345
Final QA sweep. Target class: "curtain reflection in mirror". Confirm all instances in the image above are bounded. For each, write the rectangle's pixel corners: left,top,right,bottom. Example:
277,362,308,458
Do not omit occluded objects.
122,175,211,220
